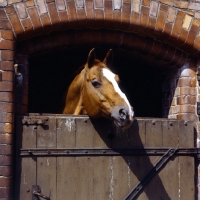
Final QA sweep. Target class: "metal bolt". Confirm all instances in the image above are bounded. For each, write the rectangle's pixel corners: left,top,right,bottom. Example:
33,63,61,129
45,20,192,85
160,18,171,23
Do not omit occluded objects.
184,121,187,126
103,150,106,153
169,122,173,126
85,150,88,153
84,119,87,123
152,120,155,125
27,189,30,192
47,150,51,154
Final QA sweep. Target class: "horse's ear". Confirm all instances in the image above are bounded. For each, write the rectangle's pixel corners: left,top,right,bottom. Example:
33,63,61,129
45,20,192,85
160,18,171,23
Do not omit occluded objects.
86,48,96,68
103,49,113,68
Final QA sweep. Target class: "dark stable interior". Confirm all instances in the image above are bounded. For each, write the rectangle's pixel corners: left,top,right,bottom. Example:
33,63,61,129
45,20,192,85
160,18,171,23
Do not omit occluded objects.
29,47,163,117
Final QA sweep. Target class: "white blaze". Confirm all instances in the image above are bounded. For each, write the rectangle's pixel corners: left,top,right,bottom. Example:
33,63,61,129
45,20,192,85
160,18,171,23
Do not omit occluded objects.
102,68,133,118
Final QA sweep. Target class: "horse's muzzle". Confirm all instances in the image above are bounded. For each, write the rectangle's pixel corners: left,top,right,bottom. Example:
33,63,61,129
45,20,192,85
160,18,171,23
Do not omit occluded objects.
111,106,134,129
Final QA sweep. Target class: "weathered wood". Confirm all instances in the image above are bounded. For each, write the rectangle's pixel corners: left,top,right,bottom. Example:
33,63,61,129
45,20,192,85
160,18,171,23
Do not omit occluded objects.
143,119,163,200
16,116,195,200
161,120,179,199
75,117,94,199
179,121,195,200
18,118,37,200
37,117,57,200
57,117,76,200
93,118,111,200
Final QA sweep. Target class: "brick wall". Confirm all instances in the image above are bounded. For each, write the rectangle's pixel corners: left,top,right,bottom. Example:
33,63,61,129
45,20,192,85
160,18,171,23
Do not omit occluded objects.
1,0,200,199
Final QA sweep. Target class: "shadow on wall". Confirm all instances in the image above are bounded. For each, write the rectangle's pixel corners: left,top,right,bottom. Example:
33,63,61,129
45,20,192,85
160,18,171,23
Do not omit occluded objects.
29,47,163,117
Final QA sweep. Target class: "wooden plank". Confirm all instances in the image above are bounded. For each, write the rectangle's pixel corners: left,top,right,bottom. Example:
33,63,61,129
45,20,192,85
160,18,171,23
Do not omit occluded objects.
179,120,195,200
56,117,76,200
75,117,94,199
141,119,163,200
37,117,57,200
111,124,130,200
161,119,179,199
128,119,148,199
92,118,112,199
16,116,37,200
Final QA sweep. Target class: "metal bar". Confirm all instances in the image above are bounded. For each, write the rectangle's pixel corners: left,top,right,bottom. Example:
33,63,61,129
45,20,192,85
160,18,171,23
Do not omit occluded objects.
124,148,177,200
19,148,199,157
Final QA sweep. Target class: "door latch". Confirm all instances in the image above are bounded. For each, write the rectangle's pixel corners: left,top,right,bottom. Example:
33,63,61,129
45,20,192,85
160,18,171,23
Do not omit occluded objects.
32,185,51,200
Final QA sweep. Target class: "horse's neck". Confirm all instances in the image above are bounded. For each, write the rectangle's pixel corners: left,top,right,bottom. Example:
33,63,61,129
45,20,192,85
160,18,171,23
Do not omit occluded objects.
63,69,86,114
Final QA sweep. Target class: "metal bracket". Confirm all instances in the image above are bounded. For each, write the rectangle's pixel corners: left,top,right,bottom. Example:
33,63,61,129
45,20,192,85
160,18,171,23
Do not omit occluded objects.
32,185,50,200
124,148,177,200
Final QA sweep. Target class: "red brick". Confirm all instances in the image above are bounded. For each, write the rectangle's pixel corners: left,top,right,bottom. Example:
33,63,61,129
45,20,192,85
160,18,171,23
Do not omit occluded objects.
150,1,158,17
156,43,168,60
15,55,28,65
160,4,168,12
0,41,14,51
0,20,12,30
94,0,103,7
66,1,78,28
0,81,14,92
0,103,13,113
178,77,196,87
0,113,13,123
0,187,12,198
143,37,154,55
15,85,28,95
0,177,12,187
48,3,61,30
25,0,35,7
177,28,188,47
182,25,199,51
1,72,13,82
194,36,200,50
139,7,149,35
77,8,87,27
104,0,112,27
40,13,52,34
129,12,139,32
21,18,34,39
180,87,196,95
95,9,104,28
1,51,14,61
36,0,47,14
121,32,132,49
0,145,12,155
177,95,196,105
85,0,95,27
0,10,7,19
0,62,13,71
0,166,12,176
0,30,14,40
113,10,121,29
46,0,54,2
5,6,15,15
171,11,185,39
7,13,24,36
0,92,13,103
59,11,69,30
0,123,13,134
163,46,175,62
147,16,156,35
0,81,13,92
121,2,131,30
75,29,92,46
155,11,167,34
28,7,43,35
142,0,150,6
149,40,162,56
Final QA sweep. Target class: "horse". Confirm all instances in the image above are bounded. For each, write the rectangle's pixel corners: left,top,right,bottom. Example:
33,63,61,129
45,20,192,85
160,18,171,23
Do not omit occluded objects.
63,48,134,129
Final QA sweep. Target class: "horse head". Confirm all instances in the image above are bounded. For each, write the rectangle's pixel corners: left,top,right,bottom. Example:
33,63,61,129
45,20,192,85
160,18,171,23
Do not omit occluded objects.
63,48,134,129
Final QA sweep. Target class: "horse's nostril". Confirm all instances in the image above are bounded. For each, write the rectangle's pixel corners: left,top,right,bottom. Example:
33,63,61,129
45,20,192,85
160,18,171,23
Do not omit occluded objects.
119,108,127,121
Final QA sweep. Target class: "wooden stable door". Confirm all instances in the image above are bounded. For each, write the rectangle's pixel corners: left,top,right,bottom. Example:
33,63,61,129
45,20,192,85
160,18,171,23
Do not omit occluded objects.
15,114,195,200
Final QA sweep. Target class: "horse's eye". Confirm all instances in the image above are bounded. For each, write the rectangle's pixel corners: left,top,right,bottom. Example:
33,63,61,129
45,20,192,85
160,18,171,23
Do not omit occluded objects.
91,80,101,88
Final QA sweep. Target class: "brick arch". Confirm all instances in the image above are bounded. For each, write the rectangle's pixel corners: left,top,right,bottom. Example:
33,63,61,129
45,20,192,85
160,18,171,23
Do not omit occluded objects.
3,0,200,58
